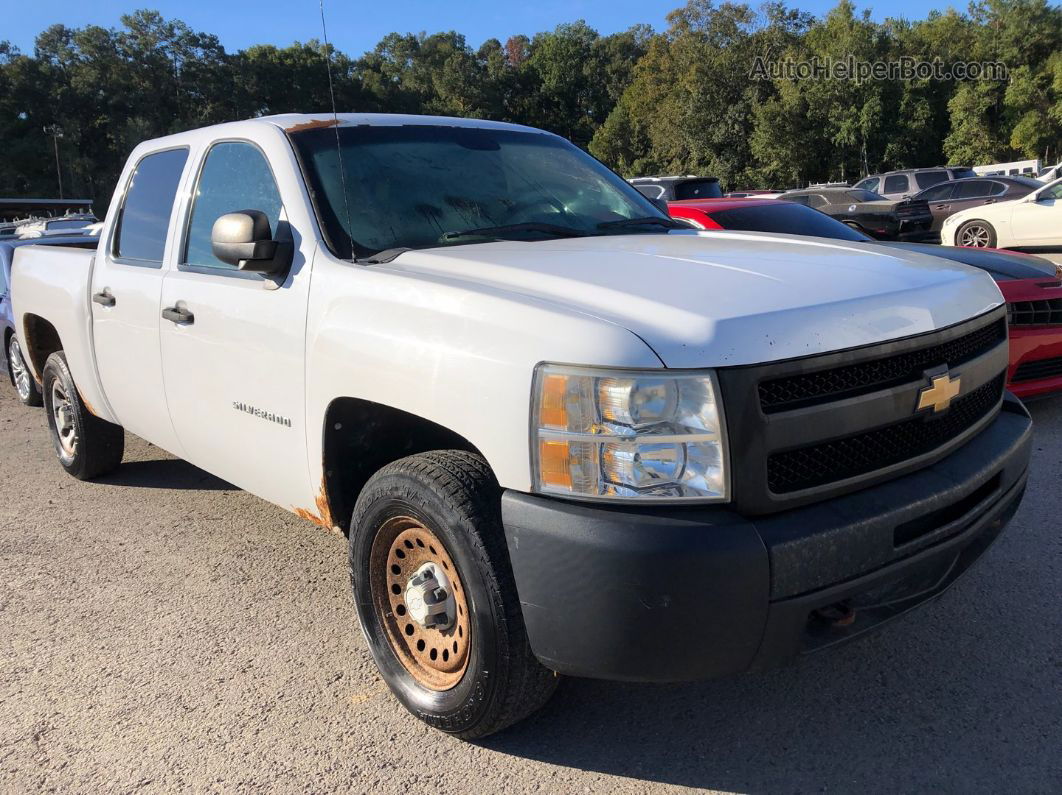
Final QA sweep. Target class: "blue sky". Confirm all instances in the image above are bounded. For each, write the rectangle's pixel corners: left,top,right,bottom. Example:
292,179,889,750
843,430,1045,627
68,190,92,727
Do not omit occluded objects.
6,0,964,56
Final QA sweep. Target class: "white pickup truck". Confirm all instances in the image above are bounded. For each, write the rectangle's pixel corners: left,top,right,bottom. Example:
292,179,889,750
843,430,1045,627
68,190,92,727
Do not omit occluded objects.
12,114,1032,738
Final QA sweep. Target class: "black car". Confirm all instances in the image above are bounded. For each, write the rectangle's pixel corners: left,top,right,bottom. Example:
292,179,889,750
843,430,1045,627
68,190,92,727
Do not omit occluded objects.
629,175,723,201
779,187,934,241
913,175,1042,234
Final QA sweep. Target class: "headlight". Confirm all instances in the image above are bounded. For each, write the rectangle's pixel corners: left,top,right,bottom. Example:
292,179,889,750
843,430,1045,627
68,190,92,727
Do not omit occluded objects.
531,364,729,502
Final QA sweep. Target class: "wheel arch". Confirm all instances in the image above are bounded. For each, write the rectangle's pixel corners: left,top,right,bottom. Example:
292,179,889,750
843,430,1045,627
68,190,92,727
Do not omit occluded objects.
320,397,487,534
20,313,63,384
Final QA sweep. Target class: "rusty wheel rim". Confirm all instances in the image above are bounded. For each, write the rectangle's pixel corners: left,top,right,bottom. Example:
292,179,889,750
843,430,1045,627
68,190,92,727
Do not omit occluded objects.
369,515,471,691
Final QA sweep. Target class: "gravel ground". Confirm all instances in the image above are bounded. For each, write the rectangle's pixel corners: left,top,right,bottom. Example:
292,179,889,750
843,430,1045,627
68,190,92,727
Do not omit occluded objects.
1,385,1060,793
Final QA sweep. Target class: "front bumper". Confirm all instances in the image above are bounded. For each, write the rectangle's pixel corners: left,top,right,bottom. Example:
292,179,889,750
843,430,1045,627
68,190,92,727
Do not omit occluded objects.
502,396,1031,682
1007,326,1062,399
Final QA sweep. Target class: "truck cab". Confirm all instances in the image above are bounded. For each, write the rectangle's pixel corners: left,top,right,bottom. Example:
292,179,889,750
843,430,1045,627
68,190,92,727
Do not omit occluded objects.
10,114,1032,739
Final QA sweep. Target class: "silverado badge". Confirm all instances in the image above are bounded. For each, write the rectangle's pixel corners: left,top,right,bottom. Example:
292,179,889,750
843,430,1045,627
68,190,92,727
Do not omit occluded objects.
916,370,961,414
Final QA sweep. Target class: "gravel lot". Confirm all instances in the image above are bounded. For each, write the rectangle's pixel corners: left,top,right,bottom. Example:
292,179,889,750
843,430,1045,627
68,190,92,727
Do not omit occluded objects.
1,385,1060,793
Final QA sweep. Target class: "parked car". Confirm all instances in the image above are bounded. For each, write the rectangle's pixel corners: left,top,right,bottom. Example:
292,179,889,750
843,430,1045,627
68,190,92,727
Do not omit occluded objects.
1037,163,1061,182
853,166,977,200
2,235,99,406
15,214,98,239
12,114,1030,739
629,175,722,200
668,197,1062,398
779,186,934,240
941,177,1062,252
914,176,1042,236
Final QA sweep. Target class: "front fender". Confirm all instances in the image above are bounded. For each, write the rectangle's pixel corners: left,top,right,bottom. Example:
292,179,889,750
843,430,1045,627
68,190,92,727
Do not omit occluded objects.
304,252,662,493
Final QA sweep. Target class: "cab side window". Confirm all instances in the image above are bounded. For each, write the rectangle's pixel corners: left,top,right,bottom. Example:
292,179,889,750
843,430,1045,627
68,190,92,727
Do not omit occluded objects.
808,194,828,209
183,142,283,271
883,174,909,195
114,148,189,264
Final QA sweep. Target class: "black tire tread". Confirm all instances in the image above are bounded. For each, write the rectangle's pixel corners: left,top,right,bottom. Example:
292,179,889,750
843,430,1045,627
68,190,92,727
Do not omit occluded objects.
352,450,557,739
43,352,124,480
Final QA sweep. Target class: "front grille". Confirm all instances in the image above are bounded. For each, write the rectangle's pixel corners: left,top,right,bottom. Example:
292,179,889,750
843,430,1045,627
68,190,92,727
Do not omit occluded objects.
758,319,1006,413
767,374,1005,493
1007,298,1062,326
1012,356,1062,382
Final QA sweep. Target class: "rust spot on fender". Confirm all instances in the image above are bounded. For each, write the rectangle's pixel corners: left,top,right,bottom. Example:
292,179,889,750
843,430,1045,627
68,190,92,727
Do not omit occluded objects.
292,480,338,532
75,386,98,417
284,118,340,133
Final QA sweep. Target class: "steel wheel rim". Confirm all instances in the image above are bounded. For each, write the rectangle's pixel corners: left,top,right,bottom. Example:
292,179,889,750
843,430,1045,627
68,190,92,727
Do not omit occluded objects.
960,224,990,247
369,515,471,691
9,338,31,401
50,379,78,458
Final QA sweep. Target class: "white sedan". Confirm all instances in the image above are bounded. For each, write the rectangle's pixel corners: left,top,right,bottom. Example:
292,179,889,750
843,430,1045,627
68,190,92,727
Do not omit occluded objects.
941,177,1062,251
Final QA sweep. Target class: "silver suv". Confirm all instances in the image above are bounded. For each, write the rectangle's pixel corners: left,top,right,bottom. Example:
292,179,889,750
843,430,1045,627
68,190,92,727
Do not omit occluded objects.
854,167,977,200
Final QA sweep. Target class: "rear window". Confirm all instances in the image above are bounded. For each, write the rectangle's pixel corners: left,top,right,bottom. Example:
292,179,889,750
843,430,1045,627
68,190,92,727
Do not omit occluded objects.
709,203,868,241
114,148,189,263
674,179,722,200
949,167,977,179
845,190,883,202
914,170,949,190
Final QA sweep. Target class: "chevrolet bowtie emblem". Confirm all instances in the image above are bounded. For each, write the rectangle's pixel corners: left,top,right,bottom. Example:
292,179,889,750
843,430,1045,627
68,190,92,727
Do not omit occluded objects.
917,371,962,414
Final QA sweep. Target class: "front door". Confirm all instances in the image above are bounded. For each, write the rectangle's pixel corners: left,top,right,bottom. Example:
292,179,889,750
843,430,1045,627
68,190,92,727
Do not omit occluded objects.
159,139,315,512
1010,182,1062,248
90,147,189,454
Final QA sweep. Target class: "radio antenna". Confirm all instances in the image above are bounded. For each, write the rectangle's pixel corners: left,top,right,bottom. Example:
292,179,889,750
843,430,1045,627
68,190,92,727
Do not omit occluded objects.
319,0,355,258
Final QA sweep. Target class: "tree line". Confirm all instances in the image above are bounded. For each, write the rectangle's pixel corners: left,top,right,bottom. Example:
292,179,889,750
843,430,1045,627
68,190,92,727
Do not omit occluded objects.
0,0,1059,212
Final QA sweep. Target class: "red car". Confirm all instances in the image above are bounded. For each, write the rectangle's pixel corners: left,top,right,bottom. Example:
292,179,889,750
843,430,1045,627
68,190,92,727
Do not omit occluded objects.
670,198,1062,399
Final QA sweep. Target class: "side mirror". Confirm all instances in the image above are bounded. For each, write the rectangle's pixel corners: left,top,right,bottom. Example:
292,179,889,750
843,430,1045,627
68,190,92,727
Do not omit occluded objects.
211,210,292,274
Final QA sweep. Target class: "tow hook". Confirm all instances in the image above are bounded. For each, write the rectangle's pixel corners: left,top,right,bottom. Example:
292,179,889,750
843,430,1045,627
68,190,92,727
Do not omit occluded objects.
404,563,456,630
813,601,857,627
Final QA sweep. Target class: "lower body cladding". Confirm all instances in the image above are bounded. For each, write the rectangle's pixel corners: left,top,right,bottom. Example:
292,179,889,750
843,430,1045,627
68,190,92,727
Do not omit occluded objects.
501,396,1031,682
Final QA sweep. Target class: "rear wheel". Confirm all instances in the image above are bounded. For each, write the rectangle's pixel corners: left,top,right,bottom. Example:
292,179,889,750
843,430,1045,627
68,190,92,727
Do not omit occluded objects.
349,450,557,739
42,352,124,480
956,220,996,248
7,335,42,407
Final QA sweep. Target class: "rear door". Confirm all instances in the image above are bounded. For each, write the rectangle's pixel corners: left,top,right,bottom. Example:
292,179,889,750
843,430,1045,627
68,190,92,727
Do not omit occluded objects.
158,136,316,511
90,147,189,453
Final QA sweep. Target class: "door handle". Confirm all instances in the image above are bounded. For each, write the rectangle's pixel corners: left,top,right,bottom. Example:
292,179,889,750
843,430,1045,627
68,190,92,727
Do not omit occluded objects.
984,199,996,204
162,305,194,325
92,290,116,307
934,204,950,210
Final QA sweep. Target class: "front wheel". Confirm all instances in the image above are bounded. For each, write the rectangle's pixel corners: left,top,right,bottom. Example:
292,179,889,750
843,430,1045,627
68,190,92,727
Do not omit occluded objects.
956,219,997,248
42,351,124,480
349,450,557,739
7,334,42,407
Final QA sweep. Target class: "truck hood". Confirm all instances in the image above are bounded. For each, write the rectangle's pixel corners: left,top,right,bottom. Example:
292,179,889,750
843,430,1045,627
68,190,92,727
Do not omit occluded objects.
385,230,1004,368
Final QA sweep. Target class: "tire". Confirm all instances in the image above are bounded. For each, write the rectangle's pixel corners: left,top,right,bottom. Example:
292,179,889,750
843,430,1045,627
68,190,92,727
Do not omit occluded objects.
7,334,42,407
42,351,124,480
956,219,996,248
349,450,557,739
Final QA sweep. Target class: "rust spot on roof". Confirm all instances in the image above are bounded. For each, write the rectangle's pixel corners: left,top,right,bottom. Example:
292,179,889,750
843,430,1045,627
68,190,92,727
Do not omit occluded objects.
292,480,339,532
284,118,340,133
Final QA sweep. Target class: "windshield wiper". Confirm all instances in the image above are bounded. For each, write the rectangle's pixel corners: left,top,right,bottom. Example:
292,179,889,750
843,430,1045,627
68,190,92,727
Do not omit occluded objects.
597,216,686,231
356,247,412,265
440,222,590,242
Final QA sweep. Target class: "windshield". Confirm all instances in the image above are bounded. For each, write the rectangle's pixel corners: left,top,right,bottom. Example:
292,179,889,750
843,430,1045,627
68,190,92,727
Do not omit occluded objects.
290,124,666,259
709,203,869,241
